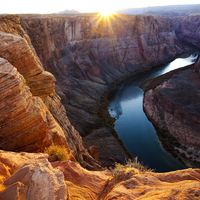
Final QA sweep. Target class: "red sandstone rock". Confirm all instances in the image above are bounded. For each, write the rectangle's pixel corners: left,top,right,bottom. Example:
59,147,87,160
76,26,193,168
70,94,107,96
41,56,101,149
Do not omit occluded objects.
19,14,184,167
0,58,75,160
173,15,200,49
0,15,100,169
0,151,199,200
2,159,67,200
0,32,55,97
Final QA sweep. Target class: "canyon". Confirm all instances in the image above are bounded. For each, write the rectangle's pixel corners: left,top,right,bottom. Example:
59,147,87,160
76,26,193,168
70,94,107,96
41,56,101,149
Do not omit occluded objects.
144,15,200,168
0,12,199,199
19,13,185,167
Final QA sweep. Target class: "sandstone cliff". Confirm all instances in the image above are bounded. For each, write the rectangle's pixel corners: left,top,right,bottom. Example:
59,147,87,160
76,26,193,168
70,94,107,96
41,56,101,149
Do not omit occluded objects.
0,57,73,156
0,15,100,169
0,150,200,199
20,14,184,136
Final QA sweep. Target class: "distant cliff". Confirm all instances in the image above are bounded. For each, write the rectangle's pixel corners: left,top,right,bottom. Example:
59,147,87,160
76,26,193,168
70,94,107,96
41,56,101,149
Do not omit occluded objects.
172,15,200,48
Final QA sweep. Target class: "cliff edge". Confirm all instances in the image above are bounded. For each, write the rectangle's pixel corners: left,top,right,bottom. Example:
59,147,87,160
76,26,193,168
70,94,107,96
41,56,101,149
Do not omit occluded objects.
0,15,100,170
0,150,199,199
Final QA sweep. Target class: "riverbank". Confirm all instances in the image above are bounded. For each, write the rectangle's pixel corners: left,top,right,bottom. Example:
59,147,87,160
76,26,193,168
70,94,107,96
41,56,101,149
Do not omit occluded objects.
143,62,200,168
92,50,198,171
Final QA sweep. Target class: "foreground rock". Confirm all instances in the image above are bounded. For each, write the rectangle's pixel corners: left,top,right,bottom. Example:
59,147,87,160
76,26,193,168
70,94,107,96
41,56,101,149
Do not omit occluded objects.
144,61,200,167
0,150,200,199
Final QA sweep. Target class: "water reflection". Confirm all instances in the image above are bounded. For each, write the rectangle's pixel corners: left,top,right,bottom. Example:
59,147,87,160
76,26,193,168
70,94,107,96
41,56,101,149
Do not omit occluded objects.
108,52,198,172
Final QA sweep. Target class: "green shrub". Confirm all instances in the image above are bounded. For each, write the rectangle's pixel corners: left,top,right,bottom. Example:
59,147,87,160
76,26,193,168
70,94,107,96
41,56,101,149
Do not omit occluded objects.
44,143,70,161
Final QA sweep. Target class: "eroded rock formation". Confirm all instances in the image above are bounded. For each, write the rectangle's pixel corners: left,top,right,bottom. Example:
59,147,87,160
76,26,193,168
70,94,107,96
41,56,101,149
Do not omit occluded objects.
0,57,74,158
0,15,100,169
17,14,186,167
20,14,184,136
0,150,200,199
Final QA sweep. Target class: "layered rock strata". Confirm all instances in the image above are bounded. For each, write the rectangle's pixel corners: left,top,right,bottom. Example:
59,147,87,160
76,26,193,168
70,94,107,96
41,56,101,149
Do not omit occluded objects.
0,58,74,161
20,14,184,136
0,15,100,169
0,150,200,199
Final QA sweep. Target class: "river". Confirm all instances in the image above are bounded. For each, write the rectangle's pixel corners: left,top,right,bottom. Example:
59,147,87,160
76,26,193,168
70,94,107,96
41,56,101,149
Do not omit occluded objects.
108,52,199,172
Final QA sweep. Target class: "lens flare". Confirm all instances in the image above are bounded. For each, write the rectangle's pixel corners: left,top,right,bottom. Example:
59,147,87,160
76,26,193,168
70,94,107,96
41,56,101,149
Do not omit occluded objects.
100,9,114,17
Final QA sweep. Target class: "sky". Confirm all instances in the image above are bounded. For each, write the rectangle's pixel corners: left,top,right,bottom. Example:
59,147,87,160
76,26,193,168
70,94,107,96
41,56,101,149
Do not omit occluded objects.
1,0,200,14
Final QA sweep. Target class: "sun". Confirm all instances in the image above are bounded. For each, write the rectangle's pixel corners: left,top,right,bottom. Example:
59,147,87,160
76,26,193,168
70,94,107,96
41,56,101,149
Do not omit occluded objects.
100,9,114,17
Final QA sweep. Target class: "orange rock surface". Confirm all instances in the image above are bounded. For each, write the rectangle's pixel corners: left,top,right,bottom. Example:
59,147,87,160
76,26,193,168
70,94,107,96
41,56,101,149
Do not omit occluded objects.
0,14,100,169
0,58,75,161
0,31,55,98
0,150,199,200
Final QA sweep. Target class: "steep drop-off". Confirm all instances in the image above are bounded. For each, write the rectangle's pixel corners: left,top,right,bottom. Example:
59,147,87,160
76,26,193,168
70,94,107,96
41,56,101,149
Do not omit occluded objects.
0,15,100,170
20,14,184,136
0,57,73,156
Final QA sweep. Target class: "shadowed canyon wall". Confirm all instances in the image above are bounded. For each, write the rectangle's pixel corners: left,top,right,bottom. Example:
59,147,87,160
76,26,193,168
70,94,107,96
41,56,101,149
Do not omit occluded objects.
144,15,200,167
20,14,184,136
1,14,200,199
172,15,200,48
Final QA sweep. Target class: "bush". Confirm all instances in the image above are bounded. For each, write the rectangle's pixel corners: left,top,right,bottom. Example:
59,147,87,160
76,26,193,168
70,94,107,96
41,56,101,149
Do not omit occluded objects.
44,143,70,161
111,158,153,181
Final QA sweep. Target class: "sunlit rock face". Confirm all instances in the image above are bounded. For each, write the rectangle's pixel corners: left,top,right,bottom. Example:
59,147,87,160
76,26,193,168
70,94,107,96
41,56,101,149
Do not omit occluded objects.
0,58,75,159
0,150,200,200
20,14,183,135
0,15,101,169
172,15,200,49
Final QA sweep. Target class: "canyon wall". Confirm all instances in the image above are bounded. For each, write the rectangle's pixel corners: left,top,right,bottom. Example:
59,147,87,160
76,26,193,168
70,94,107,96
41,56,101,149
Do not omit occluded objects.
172,15,200,48
0,15,101,170
143,15,200,168
20,14,184,136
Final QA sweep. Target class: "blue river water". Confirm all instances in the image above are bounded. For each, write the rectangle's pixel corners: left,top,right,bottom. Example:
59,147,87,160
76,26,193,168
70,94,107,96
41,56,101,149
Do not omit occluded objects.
108,53,199,172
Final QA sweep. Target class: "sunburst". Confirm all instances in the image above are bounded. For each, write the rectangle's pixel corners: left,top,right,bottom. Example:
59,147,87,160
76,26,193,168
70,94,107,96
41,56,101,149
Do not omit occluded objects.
100,9,114,18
